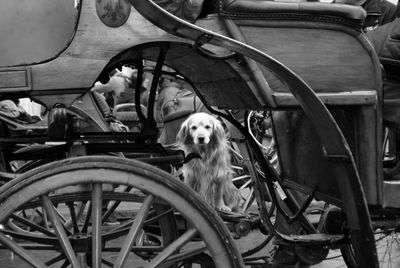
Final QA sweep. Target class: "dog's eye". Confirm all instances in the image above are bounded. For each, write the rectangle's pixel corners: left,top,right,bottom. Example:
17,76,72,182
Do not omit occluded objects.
191,126,197,130
205,125,211,129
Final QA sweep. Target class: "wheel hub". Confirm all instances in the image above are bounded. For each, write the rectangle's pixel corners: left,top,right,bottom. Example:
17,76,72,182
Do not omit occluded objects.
70,233,92,252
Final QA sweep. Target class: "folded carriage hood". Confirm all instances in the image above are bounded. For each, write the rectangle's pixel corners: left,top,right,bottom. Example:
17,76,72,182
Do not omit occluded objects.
0,0,79,67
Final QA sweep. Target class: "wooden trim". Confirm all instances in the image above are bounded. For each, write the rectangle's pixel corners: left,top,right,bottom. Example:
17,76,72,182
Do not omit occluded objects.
0,67,31,92
273,91,377,106
224,19,276,107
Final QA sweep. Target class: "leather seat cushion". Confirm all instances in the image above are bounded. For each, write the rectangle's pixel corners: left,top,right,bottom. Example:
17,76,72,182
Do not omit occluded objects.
220,0,366,21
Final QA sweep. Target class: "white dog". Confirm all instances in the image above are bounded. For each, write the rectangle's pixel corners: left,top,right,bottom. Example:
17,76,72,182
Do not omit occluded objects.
177,112,241,211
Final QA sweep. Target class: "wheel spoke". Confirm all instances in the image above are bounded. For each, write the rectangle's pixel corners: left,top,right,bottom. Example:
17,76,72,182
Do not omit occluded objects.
9,214,56,237
82,202,92,233
104,207,173,237
40,208,50,230
232,174,251,182
92,183,103,268
241,187,255,213
101,258,114,267
0,230,46,268
157,242,207,267
144,208,174,226
54,205,68,223
144,227,198,268
102,186,133,223
230,145,244,160
238,179,252,191
41,194,81,268
48,204,72,236
60,260,69,268
77,253,88,268
45,253,65,266
113,194,154,268
66,201,80,233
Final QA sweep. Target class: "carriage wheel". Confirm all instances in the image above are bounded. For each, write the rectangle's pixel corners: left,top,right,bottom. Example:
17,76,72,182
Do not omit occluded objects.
0,156,243,268
340,218,400,268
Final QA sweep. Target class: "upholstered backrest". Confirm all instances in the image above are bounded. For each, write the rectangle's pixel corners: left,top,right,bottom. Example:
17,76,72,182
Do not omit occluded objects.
218,0,382,205
220,0,366,22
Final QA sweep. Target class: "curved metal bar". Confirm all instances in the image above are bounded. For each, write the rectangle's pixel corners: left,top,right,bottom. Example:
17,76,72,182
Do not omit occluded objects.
129,1,378,267
146,44,168,129
134,59,147,123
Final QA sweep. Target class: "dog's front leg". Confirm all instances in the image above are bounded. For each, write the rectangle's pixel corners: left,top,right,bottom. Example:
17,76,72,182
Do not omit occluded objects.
184,176,201,193
205,179,231,211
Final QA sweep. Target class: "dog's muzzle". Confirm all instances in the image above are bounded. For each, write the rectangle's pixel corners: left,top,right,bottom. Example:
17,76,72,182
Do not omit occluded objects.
194,132,210,145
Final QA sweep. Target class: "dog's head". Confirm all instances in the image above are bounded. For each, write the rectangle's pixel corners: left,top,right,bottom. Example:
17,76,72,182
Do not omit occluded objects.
177,112,225,148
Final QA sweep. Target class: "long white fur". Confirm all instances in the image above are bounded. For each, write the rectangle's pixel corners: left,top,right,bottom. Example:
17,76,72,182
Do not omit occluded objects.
177,112,240,211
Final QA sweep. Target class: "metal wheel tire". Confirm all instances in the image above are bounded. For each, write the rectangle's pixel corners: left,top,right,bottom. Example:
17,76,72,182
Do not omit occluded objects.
341,229,400,268
0,155,243,268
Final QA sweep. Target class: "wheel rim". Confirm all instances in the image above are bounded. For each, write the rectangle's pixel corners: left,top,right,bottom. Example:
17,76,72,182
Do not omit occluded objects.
341,226,400,268
0,156,244,268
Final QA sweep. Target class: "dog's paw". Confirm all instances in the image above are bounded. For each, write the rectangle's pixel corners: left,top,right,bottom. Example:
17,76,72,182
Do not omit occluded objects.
218,205,232,212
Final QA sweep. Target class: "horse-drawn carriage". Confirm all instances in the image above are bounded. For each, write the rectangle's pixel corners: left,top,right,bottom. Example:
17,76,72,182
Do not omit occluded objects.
0,0,396,267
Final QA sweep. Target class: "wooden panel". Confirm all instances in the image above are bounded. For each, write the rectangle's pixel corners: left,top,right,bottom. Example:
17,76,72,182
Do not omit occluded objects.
274,105,382,206
0,67,31,92
29,1,179,91
272,110,345,204
238,25,379,93
383,181,400,208
0,0,77,67
354,105,382,205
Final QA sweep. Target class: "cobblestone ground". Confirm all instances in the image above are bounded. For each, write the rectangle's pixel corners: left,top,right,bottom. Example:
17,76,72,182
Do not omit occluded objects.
236,230,400,267
1,204,399,268
0,230,399,267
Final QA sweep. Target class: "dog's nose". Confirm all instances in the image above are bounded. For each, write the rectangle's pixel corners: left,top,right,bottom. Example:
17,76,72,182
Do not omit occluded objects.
198,137,205,143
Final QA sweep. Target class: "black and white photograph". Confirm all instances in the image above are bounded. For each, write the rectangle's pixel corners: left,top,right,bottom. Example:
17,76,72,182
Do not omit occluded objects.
0,0,399,267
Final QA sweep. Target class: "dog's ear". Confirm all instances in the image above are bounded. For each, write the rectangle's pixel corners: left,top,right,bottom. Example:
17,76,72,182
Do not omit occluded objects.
177,118,190,145
212,118,226,143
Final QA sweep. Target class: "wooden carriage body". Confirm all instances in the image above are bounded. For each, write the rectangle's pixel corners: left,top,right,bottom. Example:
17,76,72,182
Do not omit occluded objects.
0,0,394,267
0,0,386,207
218,0,383,208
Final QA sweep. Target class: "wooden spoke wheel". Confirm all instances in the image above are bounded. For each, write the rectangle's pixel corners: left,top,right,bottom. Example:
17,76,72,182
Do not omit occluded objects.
0,156,244,268
341,221,400,268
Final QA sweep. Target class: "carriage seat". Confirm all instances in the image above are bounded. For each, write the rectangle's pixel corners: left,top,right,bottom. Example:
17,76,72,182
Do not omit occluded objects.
219,0,366,25
0,112,46,136
0,100,46,136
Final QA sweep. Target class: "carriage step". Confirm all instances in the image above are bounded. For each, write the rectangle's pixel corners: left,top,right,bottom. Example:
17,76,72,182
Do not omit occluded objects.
218,210,261,237
219,210,260,224
280,233,345,246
